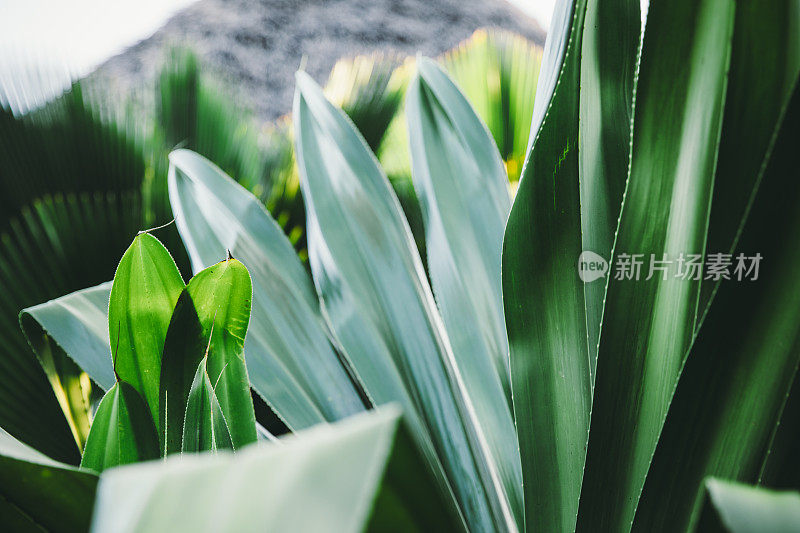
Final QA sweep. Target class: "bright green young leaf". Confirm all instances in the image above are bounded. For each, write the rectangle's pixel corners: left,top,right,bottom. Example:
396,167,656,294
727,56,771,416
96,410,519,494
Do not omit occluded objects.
183,257,257,448
109,233,185,430
160,290,208,455
80,381,160,473
501,0,591,530
0,427,98,532
90,407,463,533
168,149,364,430
294,71,506,530
695,479,800,533
405,57,521,525
577,0,736,530
632,84,800,533
20,282,115,391
578,0,640,377
182,356,234,453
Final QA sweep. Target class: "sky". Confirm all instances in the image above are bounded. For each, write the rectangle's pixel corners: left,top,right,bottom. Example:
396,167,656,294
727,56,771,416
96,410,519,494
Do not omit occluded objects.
0,0,555,112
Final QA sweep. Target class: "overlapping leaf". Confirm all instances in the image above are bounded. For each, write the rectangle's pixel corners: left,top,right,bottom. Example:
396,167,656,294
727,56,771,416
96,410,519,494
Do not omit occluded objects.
21,282,115,391
168,149,364,431
90,407,462,533
501,1,592,530
294,71,509,530
632,84,800,532
578,0,640,376
406,57,521,525
182,357,234,453
577,0,737,529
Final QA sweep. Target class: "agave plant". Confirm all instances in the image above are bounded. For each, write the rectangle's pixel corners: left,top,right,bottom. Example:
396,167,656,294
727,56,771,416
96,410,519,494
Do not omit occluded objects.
5,0,800,531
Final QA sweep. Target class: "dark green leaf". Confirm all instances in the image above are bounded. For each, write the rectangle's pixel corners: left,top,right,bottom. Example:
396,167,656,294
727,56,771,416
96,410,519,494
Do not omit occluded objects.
701,0,800,311
578,0,640,377
160,289,207,455
501,0,592,530
577,0,736,529
632,83,800,532
0,427,97,533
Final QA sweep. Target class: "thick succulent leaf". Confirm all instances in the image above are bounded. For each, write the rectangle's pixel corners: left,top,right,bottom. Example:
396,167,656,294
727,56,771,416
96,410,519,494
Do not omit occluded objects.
695,479,800,533
406,57,521,524
294,72,508,530
90,407,463,533
109,233,185,430
80,381,160,473
501,0,591,530
160,290,207,455
168,149,364,430
182,357,234,453
443,29,543,181
700,0,800,311
578,0,640,376
183,258,257,448
0,427,98,532
20,282,115,391
576,0,736,530
632,84,800,532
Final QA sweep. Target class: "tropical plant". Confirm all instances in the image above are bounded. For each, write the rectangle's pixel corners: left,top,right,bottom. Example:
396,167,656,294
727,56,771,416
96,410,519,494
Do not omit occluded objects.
4,0,800,531
0,29,543,464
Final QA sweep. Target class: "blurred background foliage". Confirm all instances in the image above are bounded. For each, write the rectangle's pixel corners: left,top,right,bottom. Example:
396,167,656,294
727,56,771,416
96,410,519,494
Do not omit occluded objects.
0,29,542,460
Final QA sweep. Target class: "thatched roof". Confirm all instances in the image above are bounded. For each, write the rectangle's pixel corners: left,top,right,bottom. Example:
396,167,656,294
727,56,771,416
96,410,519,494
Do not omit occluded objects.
89,0,545,121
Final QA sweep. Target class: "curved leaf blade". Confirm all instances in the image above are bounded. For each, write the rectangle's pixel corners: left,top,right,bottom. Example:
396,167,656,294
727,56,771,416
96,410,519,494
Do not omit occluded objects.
577,0,737,529
578,0,640,377
20,282,115,391
632,83,800,533
183,258,257,448
182,357,234,453
109,233,185,430
294,71,507,530
80,381,159,473
406,57,521,525
501,0,592,530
